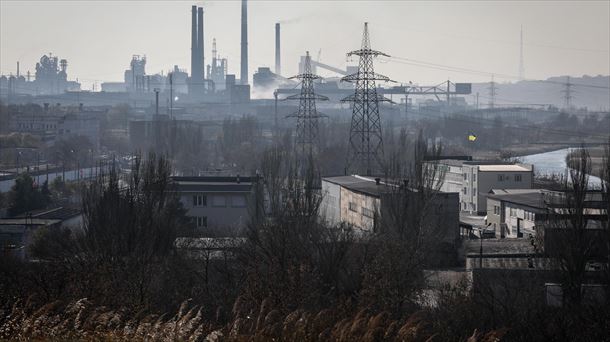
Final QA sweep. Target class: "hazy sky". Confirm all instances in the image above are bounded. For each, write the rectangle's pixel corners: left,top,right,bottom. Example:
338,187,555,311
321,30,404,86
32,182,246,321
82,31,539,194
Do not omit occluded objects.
1,0,609,90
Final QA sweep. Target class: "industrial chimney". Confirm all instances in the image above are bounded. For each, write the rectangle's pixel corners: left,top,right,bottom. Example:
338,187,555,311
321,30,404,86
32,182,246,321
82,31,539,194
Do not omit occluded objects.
190,5,205,95
240,0,248,85
197,6,204,80
191,5,197,83
275,23,281,76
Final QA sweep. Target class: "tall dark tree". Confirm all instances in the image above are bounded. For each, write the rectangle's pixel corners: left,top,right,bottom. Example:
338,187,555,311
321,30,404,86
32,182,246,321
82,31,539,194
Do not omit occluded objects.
7,173,49,216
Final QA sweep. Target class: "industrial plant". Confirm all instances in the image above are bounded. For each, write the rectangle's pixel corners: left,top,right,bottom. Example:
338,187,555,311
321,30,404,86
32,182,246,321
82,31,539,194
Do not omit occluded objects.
0,1,609,341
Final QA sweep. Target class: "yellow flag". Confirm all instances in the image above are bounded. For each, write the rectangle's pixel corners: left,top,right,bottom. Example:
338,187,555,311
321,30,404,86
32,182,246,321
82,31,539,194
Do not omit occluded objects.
468,133,477,142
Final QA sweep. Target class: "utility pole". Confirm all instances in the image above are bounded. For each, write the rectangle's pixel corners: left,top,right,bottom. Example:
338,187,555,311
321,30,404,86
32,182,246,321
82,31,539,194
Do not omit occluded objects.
404,90,410,121
476,92,480,110
342,23,393,176
488,75,497,109
285,51,328,162
154,88,160,116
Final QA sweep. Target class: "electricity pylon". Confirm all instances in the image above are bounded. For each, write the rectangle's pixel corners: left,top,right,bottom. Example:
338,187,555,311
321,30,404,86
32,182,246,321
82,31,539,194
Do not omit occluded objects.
286,51,328,159
342,22,393,176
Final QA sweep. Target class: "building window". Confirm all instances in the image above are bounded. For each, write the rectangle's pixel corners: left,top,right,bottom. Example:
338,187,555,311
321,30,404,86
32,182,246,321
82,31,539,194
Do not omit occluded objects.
493,205,500,215
348,202,358,212
232,195,246,207
498,174,505,181
362,207,375,218
473,187,477,196
212,195,226,207
463,187,467,195
192,195,207,207
473,174,476,182
463,173,467,180
196,216,208,228
515,174,522,182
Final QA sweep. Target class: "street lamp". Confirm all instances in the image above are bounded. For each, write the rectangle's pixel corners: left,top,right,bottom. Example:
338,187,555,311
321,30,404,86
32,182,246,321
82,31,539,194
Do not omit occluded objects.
478,223,493,268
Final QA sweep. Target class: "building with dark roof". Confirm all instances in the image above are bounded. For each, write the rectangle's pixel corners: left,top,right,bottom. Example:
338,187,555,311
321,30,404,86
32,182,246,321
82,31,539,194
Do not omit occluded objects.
486,189,607,238
321,175,459,246
0,206,83,260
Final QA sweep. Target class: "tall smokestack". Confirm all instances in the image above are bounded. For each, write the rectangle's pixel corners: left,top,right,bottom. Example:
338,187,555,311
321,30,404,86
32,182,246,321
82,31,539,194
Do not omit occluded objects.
275,23,281,75
240,0,248,85
191,5,197,82
198,7,204,81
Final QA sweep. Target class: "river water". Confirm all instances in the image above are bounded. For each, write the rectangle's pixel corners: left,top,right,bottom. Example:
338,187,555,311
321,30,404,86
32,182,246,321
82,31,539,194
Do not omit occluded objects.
520,148,602,188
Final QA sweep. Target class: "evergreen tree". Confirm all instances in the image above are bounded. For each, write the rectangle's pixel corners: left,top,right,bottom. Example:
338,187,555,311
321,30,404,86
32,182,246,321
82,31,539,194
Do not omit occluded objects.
8,174,46,216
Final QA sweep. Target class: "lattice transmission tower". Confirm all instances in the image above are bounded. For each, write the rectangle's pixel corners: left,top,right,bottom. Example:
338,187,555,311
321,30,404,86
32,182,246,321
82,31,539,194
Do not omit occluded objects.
286,51,328,159
562,76,575,110
342,22,393,176
488,75,497,109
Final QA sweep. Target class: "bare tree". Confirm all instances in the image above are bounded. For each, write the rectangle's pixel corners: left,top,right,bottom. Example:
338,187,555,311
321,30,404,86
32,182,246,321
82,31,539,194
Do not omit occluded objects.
600,139,610,300
360,131,447,313
542,148,599,306
241,145,357,310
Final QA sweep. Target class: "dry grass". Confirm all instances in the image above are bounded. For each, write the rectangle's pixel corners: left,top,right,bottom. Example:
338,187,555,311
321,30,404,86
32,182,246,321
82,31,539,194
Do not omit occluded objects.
1,296,507,341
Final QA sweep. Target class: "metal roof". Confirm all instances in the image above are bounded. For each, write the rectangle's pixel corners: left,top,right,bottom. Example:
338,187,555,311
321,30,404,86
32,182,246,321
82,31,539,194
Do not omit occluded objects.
15,207,81,221
172,176,255,193
477,164,532,172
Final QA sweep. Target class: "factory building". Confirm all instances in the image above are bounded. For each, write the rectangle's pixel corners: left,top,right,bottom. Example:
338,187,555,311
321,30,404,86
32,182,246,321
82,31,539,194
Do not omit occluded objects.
9,103,101,150
321,175,459,243
206,38,228,91
0,55,81,96
101,56,189,95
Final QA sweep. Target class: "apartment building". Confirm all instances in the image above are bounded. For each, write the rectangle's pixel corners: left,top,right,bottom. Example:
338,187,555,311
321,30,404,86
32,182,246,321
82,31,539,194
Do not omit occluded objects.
430,159,534,214
172,176,255,234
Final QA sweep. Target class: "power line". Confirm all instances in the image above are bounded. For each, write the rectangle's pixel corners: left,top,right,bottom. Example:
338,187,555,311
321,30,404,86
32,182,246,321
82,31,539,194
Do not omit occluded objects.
403,107,610,141
374,23,610,54
384,55,610,90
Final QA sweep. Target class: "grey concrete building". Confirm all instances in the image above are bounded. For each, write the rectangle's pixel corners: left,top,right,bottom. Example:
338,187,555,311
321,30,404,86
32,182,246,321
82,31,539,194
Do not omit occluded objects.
172,176,256,234
321,175,460,246
486,189,607,238
10,108,101,149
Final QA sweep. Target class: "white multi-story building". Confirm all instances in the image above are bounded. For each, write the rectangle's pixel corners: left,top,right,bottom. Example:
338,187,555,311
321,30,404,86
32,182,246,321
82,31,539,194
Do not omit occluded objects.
431,159,534,215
